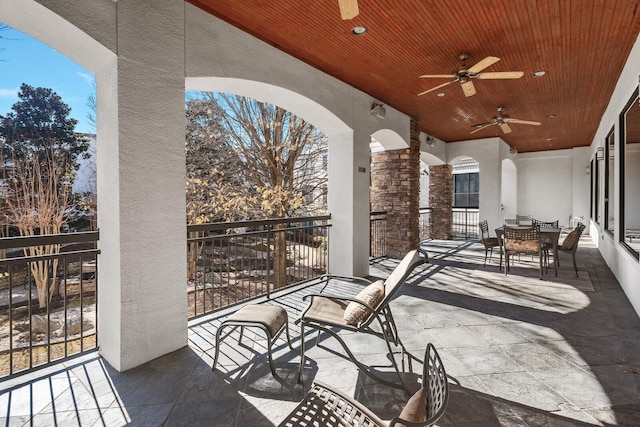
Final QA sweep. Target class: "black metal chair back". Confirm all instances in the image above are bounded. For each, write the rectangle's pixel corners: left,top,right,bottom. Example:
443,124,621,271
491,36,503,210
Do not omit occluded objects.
478,220,499,268
503,225,543,279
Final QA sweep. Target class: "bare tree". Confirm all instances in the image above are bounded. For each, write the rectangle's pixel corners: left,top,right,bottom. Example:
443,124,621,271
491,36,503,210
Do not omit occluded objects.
185,92,327,287
4,147,69,308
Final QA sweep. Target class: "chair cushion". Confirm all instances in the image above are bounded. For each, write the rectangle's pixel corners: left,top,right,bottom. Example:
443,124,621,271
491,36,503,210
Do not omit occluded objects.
562,229,580,250
343,280,385,326
505,239,538,254
304,296,350,326
480,237,499,246
384,250,423,297
397,387,427,426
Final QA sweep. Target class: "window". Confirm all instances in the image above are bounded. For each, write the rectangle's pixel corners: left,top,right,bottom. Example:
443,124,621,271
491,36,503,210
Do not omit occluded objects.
453,172,479,208
593,156,600,225
620,87,640,258
605,128,615,235
590,158,594,220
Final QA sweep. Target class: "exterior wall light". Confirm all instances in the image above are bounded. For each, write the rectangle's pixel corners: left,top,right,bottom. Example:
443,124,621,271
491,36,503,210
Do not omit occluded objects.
370,103,386,119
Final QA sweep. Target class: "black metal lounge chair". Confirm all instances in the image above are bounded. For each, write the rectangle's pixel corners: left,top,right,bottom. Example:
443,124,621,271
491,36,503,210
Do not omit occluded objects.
297,249,428,391
280,343,448,427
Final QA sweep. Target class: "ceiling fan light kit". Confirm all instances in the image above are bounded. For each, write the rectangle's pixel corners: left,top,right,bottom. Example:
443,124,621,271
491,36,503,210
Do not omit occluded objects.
470,106,540,135
418,53,524,97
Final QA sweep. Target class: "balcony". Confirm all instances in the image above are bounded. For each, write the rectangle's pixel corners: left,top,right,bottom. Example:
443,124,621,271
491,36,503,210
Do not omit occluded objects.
2,238,638,426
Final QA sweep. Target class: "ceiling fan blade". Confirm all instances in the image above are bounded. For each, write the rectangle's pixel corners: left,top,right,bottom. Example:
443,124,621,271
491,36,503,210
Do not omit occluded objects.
506,118,541,126
419,74,457,79
461,80,476,97
467,56,500,73
500,123,513,134
475,71,524,80
417,80,454,96
470,123,493,134
338,0,359,20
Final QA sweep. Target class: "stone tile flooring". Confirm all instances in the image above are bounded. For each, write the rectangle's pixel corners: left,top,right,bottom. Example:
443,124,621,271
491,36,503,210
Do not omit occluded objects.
2,239,640,426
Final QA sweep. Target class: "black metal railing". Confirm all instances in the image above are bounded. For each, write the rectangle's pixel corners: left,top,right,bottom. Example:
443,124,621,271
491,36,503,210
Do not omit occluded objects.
452,207,479,240
419,207,432,241
370,211,387,258
0,231,99,379
186,216,330,319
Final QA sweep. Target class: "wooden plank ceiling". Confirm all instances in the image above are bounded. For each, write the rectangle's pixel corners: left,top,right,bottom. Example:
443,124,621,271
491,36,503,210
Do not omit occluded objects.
188,0,640,153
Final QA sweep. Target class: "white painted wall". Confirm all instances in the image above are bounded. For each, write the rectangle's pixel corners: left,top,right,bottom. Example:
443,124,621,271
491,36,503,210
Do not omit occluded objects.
516,148,587,227
589,31,640,317
571,147,592,229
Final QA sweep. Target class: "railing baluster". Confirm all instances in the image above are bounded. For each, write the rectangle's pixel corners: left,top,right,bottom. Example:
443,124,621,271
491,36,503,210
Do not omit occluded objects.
63,257,68,359
28,264,33,370
80,254,84,353
0,231,99,379
186,215,331,319
8,264,14,376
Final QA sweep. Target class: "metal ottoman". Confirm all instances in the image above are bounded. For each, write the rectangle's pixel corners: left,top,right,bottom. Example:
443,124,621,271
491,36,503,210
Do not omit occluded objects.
212,304,294,377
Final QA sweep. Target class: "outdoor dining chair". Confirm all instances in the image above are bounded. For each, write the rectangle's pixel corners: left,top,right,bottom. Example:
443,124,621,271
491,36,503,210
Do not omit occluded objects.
516,214,533,226
503,225,543,279
297,249,428,391
279,343,449,427
533,219,559,271
478,220,500,268
558,222,586,277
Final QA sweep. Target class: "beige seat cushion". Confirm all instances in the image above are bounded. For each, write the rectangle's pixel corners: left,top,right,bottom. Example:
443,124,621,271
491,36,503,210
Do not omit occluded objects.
396,387,427,426
304,296,350,326
228,304,287,335
343,280,385,326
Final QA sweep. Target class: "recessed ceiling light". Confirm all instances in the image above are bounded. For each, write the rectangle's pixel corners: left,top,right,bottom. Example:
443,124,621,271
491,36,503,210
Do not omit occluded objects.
533,70,547,77
546,114,557,118
436,92,446,97
351,26,367,35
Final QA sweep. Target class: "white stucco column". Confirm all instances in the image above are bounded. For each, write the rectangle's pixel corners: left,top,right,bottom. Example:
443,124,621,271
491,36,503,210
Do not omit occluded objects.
327,128,370,277
96,0,187,371
478,139,503,230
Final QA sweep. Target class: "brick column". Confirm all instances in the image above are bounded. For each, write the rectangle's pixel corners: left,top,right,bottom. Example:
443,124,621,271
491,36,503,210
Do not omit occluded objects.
429,164,453,239
370,118,421,259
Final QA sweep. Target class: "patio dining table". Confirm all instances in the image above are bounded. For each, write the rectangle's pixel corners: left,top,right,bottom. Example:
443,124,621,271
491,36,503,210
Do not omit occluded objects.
495,226,562,277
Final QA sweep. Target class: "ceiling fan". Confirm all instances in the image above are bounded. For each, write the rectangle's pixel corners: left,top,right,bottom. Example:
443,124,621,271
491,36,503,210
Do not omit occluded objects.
338,0,359,20
470,107,541,134
418,54,523,97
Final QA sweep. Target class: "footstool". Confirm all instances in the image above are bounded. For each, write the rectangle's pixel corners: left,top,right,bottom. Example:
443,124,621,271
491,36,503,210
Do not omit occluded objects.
212,304,294,377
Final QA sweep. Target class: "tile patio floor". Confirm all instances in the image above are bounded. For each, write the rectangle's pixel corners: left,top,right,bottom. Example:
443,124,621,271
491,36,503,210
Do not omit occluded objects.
2,238,640,426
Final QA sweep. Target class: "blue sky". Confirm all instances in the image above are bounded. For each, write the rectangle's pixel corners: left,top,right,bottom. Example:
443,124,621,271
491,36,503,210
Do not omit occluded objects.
0,24,95,134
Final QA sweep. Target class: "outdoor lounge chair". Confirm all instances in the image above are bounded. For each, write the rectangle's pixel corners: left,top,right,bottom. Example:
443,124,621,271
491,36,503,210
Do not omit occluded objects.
280,343,448,427
297,249,428,391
